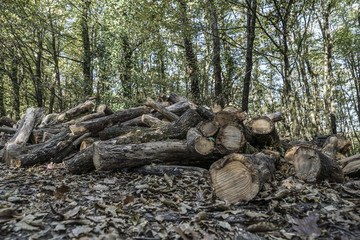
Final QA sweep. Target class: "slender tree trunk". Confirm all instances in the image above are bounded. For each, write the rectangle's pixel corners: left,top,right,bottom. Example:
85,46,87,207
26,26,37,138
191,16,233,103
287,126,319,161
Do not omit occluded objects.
50,15,62,113
242,0,257,112
320,0,336,134
0,57,5,116
35,30,43,107
209,0,224,107
10,49,20,120
81,0,92,97
179,0,200,102
121,33,133,100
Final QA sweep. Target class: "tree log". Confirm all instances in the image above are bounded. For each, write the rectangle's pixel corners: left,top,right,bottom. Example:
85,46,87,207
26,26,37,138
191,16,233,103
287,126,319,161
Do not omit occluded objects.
146,97,179,121
93,140,216,170
312,134,352,154
39,113,59,128
69,106,150,135
264,112,283,122
338,154,360,177
0,116,17,127
141,114,169,128
186,128,215,155
80,137,96,150
216,125,246,154
65,146,94,174
286,146,344,183
245,116,280,148
96,104,114,115
198,120,219,137
69,112,106,124
30,126,65,144
57,100,95,122
0,126,17,134
98,125,147,140
8,131,73,167
6,108,44,150
114,109,202,145
215,107,241,126
134,165,209,178
196,106,215,120
209,153,276,203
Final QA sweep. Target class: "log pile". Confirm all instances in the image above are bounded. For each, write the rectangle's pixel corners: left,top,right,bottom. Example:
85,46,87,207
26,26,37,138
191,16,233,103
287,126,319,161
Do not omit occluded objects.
0,93,357,204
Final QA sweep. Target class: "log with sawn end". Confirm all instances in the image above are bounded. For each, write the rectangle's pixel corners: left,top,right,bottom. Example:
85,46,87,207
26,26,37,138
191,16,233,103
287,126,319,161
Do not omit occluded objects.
146,97,179,121
57,100,95,122
186,128,215,155
209,153,276,203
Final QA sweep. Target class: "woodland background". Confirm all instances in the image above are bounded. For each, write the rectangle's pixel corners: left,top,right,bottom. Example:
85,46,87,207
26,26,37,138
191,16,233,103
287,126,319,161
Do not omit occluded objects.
0,0,359,153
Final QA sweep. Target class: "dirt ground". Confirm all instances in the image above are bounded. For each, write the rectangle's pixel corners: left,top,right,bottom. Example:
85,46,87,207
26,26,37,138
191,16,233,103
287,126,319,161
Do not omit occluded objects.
0,162,359,240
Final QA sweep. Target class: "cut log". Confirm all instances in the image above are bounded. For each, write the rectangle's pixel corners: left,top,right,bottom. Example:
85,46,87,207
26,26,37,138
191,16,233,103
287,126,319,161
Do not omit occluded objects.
198,120,219,137
216,125,246,154
6,108,45,150
114,109,202,145
245,116,280,148
69,106,150,135
196,106,215,120
65,146,94,174
80,137,96,151
69,112,106,124
186,128,215,155
264,112,283,122
312,134,352,154
98,125,147,140
212,105,222,114
8,131,72,167
146,97,179,121
0,116,17,127
0,126,17,134
286,146,344,183
209,153,276,203
141,114,169,128
93,140,217,170
121,116,148,127
168,93,186,104
39,113,59,128
96,104,114,115
134,165,209,178
30,126,65,144
57,100,95,122
215,107,242,126
338,154,360,177
321,135,338,159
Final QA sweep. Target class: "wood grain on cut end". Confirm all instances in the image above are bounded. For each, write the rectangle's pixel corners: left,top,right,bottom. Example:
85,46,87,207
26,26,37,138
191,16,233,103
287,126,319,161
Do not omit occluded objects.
210,154,259,203
250,117,273,134
293,147,321,182
216,125,245,154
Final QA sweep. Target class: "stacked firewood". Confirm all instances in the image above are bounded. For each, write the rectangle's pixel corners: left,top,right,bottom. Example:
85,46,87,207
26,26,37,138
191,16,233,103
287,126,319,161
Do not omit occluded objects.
0,93,359,204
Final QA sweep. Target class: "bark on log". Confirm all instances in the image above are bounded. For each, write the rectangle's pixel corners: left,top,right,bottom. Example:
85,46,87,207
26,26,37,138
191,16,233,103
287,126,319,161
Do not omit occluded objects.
39,113,59,128
167,93,186,104
69,106,150,135
65,146,94,174
209,153,276,203
93,140,217,170
264,112,283,122
98,125,147,140
286,146,344,183
338,154,360,177
245,116,280,148
80,137,96,150
57,101,95,122
134,165,209,178
69,112,106,124
121,116,148,127
6,108,44,150
198,120,219,137
312,134,352,154
30,126,65,144
186,128,215,155
141,114,169,128
114,109,202,145
215,107,241,126
146,97,179,121
0,127,17,134
216,125,246,154
96,104,114,115
196,106,215,120
0,116,17,127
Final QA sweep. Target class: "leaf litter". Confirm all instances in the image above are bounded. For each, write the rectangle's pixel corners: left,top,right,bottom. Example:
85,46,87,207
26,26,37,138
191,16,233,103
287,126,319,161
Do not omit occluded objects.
0,162,359,239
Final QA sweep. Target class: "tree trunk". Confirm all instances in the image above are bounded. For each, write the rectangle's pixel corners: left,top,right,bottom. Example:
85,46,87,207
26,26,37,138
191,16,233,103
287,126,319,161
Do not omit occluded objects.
69,106,150,135
242,0,257,112
209,153,276,203
35,30,44,107
179,0,200,101
81,0,92,97
0,57,5,116
10,48,20,120
0,116,17,127
208,0,224,107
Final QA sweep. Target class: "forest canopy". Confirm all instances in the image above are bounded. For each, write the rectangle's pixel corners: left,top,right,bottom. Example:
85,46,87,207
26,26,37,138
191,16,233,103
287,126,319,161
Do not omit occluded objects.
0,0,359,150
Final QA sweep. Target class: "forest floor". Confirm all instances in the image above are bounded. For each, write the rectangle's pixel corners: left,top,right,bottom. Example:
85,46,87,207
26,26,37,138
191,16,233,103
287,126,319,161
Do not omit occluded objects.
0,161,359,240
